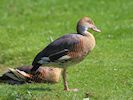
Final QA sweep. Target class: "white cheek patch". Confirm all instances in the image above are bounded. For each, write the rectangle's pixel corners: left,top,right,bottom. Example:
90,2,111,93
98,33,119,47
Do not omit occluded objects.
58,55,71,61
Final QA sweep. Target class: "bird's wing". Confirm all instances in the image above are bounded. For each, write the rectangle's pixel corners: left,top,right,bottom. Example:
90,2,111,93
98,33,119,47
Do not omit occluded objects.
32,34,82,66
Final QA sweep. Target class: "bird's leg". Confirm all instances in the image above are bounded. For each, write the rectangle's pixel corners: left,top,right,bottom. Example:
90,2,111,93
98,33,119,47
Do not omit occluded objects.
62,68,69,91
62,68,78,92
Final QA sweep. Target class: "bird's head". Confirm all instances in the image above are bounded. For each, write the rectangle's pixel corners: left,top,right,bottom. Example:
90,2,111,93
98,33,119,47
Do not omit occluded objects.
77,16,101,35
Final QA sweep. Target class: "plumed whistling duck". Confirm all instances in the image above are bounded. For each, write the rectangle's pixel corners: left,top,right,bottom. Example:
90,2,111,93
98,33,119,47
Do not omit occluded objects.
31,16,101,91
0,66,62,84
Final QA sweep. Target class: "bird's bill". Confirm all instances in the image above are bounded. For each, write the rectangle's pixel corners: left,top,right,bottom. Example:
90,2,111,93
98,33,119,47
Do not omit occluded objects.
92,26,101,32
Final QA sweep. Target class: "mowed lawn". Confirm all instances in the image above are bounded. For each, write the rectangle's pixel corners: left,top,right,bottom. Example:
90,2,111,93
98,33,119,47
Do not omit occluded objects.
0,0,133,99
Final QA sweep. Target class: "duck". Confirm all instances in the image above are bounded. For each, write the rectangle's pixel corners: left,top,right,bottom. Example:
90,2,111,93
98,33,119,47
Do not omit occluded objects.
31,16,101,91
0,66,62,84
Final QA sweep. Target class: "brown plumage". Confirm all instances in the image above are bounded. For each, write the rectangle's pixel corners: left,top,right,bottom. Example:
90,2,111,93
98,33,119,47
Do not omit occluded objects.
31,16,101,91
0,66,62,84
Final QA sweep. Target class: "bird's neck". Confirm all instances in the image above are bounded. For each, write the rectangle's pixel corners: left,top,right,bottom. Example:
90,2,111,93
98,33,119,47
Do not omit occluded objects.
77,25,94,37
77,25,88,35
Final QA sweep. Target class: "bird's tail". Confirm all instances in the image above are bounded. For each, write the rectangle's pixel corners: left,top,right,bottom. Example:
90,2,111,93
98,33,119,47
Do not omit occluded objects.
0,68,32,84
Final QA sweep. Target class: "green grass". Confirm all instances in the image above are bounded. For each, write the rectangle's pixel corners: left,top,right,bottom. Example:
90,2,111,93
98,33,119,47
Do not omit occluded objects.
0,0,133,99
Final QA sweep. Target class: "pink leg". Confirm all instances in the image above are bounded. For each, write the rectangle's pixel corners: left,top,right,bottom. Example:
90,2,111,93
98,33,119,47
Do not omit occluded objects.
62,68,69,91
62,68,78,92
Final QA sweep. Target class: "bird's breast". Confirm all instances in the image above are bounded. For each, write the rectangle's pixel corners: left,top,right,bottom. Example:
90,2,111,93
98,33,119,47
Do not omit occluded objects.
68,34,96,60
83,34,96,53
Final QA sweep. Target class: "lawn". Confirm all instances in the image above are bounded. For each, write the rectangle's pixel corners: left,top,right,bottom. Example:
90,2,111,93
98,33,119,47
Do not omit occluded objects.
0,0,133,99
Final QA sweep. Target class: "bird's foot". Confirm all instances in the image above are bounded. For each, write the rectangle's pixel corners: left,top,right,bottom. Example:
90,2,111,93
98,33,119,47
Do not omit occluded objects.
64,88,79,92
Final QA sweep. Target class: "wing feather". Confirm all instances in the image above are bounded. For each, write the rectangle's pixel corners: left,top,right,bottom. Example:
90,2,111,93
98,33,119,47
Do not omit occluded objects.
32,34,82,67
